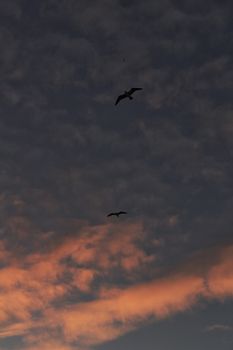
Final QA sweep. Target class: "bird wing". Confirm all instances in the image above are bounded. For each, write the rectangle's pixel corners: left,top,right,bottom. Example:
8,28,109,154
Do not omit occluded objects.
128,88,143,95
119,211,127,215
115,94,126,105
107,213,116,217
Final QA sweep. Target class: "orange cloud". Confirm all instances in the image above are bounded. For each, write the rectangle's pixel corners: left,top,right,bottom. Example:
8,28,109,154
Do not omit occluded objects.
0,222,232,350
208,245,233,298
24,339,76,350
72,268,97,292
41,244,233,347
0,321,30,338
0,222,149,330
42,272,204,345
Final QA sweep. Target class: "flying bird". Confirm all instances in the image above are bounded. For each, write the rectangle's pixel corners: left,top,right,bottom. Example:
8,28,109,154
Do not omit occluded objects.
115,88,142,105
107,211,127,218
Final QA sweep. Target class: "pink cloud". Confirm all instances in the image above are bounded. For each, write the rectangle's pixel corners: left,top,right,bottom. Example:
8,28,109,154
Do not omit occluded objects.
0,222,232,350
208,245,233,298
72,268,97,292
42,273,204,345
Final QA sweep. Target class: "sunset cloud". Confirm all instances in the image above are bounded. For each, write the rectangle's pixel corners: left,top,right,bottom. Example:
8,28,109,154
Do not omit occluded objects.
0,223,232,349
0,221,152,336
208,245,233,298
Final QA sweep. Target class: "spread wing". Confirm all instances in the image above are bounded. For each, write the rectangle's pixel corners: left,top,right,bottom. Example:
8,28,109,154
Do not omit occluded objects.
128,88,142,95
107,212,116,217
119,211,127,215
115,93,127,105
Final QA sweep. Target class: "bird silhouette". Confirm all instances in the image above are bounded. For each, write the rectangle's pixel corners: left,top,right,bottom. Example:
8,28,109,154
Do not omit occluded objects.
107,211,127,218
115,88,142,105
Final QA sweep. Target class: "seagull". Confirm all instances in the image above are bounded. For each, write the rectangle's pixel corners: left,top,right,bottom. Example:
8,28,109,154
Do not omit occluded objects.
115,88,142,105
107,211,127,218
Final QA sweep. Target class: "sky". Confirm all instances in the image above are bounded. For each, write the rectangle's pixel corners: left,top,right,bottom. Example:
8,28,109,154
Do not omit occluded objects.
0,0,233,349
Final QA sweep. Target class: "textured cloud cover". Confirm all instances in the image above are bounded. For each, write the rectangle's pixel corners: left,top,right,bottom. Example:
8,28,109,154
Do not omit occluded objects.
0,0,233,349
0,231,232,350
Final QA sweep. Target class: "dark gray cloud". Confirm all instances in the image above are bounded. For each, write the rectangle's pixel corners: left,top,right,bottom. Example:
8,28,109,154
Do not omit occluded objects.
0,0,232,235
0,1,233,349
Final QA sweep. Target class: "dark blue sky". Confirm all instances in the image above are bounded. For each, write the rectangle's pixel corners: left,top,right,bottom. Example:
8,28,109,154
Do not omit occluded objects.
0,1,232,349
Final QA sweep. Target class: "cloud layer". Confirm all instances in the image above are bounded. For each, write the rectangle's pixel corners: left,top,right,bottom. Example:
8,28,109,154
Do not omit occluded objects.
0,0,233,349
0,222,232,350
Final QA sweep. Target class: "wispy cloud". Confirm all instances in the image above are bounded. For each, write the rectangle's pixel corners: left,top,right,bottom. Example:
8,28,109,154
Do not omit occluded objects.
205,324,233,332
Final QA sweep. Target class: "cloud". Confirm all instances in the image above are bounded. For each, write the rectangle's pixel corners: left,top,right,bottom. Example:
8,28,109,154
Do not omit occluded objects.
0,0,232,349
207,245,233,298
0,1,22,20
41,244,233,346
205,324,233,332
25,339,76,350
48,273,204,345
0,221,152,332
0,322,30,338
0,228,232,349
